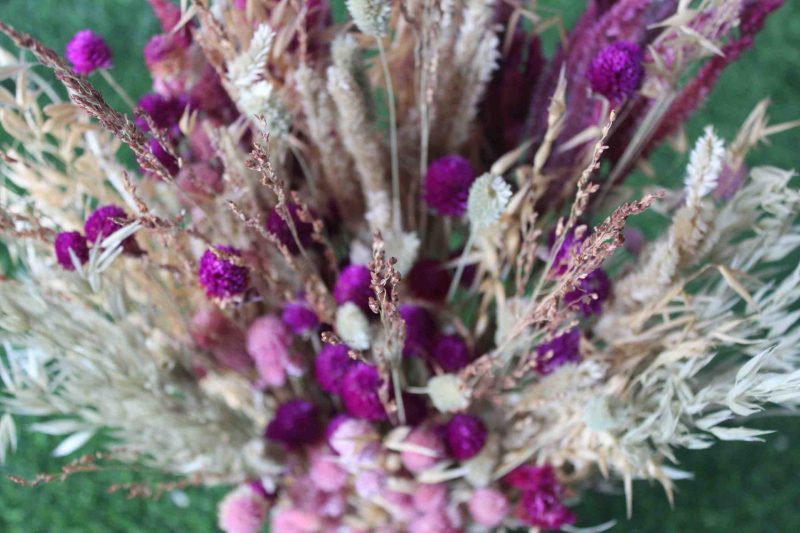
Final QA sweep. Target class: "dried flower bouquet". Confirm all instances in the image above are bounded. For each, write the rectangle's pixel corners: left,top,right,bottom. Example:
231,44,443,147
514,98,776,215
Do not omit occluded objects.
0,1,798,531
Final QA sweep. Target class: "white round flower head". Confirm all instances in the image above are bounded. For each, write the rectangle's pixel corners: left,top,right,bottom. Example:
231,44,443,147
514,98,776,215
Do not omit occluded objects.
336,302,371,350
383,229,420,276
467,173,512,230
346,0,392,37
463,436,499,488
427,373,470,413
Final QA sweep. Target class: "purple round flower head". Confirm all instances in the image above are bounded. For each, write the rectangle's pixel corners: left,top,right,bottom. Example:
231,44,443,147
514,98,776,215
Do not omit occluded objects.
516,490,576,530
535,328,581,375
399,305,436,358
505,464,559,492
136,93,187,133
446,413,487,461
198,245,250,299
408,259,452,302
315,344,355,395
550,229,585,277
266,203,315,255
430,334,471,372
423,155,477,217
564,268,611,316
65,30,112,75
54,231,89,270
587,40,644,103
149,138,179,177
334,264,373,313
282,299,319,334
84,204,139,253
341,362,387,421
265,399,322,448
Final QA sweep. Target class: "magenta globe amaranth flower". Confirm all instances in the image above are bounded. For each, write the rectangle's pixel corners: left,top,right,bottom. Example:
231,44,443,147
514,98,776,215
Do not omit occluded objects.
84,204,140,254
149,138,179,176
315,344,355,395
445,413,487,461
564,268,611,316
408,258,452,302
54,231,89,270
265,399,322,448
198,245,249,299
423,155,477,217
137,93,187,133
341,362,387,421
65,30,113,74
334,264,373,313
587,40,644,103
430,334,471,372
266,203,315,255
516,490,576,530
399,305,436,357
282,299,319,334
535,329,581,375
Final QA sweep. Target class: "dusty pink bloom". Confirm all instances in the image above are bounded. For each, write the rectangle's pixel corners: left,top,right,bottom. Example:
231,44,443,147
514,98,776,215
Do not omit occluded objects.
401,427,446,474
354,469,386,498
328,417,380,466
408,510,458,533
246,315,303,387
468,488,509,527
309,446,348,492
384,491,416,522
190,307,252,372
412,483,448,514
177,162,224,200
271,507,323,533
217,485,269,533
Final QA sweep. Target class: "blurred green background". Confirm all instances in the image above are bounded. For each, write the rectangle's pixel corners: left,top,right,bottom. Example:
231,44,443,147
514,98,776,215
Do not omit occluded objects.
0,0,799,531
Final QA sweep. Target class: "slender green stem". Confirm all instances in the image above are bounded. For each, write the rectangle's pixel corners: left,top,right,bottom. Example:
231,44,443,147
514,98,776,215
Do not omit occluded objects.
377,38,401,230
99,69,135,110
447,231,476,302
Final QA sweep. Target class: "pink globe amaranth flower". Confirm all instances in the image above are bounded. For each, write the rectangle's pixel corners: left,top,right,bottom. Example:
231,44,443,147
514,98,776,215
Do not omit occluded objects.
266,203,315,255
65,30,112,75
148,0,193,45
412,483,448,514
189,65,239,123
445,413,487,461
354,469,387,498
423,155,477,217
144,33,187,79
535,329,581,375
399,305,436,358
587,40,644,103
190,307,252,372
564,268,611,316
430,334,471,372
315,344,355,395
54,231,89,271
515,490,576,531
384,490,417,522
309,446,348,492
408,259,452,302
198,245,249,299
408,510,458,533
246,315,302,388
271,507,322,533
148,138,179,177
468,488,509,527
341,362,387,421
401,427,446,474
177,162,224,200
265,399,322,448
84,204,140,253
334,264,373,313
282,299,320,334
327,416,380,464
217,484,269,533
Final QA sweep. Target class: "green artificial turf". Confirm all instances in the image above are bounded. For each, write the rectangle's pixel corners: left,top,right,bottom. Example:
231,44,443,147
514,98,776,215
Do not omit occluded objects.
0,1,799,531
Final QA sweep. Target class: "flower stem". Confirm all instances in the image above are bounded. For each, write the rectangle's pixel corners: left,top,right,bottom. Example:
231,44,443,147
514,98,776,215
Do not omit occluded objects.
377,38,401,230
447,231,476,302
99,69,135,110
